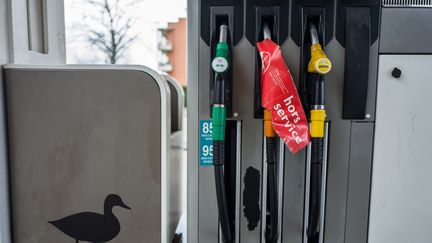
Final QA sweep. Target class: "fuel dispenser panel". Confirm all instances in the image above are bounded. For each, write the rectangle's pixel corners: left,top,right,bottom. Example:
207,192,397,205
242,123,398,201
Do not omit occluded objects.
189,1,382,243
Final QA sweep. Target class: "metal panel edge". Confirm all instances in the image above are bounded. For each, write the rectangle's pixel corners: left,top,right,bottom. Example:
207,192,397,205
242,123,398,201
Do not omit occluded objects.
0,1,12,242
187,0,200,241
164,75,185,132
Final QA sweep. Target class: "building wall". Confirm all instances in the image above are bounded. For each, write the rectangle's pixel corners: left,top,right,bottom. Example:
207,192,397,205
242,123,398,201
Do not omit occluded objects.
166,18,187,86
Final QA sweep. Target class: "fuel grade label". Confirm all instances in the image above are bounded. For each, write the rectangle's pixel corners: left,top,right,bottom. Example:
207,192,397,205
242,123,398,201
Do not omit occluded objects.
199,120,213,166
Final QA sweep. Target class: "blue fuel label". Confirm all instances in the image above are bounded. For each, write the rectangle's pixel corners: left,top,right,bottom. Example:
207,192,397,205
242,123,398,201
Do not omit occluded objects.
200,120,213,166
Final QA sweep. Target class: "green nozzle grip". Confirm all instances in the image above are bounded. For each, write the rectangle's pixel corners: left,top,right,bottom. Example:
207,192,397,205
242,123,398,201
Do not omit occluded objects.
212,106,226,141
216,42,229,60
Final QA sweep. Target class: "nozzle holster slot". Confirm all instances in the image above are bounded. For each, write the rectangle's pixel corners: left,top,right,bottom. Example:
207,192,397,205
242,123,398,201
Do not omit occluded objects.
291,0,334,47
335,1,380,119
254,9,280,119
201,0,244,46
245,0,289,45
342,7,371,119
245,2,289,118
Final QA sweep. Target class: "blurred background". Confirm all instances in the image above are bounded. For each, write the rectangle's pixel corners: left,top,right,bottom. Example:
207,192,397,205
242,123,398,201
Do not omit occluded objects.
64,0,187,87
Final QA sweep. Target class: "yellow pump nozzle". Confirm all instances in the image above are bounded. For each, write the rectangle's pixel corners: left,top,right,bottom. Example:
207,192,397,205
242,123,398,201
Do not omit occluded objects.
308,43,329,138
307,23,330,139
308,43,332,75
308,23,332,75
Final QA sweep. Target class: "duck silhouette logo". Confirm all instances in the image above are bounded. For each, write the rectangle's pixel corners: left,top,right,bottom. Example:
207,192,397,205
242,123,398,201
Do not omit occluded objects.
49,194,131,243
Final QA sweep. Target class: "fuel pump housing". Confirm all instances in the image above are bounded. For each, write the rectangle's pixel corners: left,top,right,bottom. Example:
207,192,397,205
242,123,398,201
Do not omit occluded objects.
188,1,432,243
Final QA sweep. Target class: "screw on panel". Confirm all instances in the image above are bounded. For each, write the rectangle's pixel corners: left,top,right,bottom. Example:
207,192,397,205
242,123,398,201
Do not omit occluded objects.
391,67,402,79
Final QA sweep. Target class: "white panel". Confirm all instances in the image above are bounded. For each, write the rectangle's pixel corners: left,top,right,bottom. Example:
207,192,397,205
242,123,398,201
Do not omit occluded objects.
369,55,432,242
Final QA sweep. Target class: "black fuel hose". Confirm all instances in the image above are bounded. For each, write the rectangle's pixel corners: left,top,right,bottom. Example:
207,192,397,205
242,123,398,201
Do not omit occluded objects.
266,137,278,243
213,140,233,243
307,137,324,241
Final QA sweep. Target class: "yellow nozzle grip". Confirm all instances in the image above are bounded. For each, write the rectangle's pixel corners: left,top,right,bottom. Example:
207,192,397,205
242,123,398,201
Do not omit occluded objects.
264,109,276,138
308,44,332,75
310,110,326,138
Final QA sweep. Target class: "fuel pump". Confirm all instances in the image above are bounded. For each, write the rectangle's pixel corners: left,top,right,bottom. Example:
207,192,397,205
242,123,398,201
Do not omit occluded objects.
212,24,233,243
191,0,385,242
305,22,332,242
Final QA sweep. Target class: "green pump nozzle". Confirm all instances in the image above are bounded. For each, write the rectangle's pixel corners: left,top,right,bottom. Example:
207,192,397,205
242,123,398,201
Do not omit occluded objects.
212,25,230,74
212,25,230,141
212,24,233,243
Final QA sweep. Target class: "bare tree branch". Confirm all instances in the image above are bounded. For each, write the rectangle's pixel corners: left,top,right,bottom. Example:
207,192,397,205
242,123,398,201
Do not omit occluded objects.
84,0,138,64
